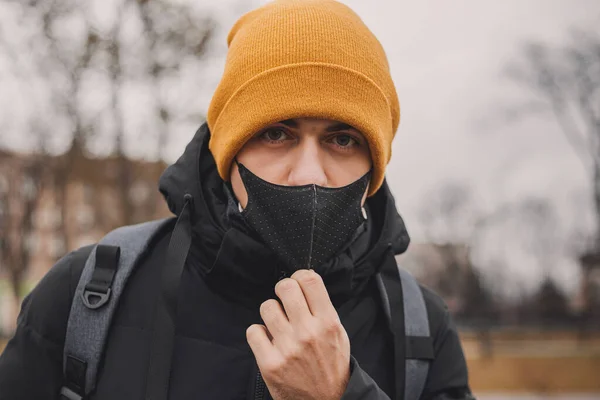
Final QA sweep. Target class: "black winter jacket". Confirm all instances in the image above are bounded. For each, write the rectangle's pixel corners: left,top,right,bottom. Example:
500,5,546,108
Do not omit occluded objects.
0,124,473,400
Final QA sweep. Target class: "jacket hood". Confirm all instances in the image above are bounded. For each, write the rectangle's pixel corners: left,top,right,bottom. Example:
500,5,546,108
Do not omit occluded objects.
159,123,410,307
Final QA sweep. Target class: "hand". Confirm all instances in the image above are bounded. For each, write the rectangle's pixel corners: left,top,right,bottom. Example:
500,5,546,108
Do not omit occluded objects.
246,269,351,400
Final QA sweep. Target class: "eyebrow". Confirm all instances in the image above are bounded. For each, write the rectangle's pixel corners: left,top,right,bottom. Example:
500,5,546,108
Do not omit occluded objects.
325,123,355,132
279,119,356,132
279,119,298,128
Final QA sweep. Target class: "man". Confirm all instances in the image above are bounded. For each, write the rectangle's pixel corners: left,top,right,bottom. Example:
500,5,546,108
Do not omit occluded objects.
0,1,473,399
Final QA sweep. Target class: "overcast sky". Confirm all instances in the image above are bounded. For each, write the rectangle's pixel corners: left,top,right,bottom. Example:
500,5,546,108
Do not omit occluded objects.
2,0,599,297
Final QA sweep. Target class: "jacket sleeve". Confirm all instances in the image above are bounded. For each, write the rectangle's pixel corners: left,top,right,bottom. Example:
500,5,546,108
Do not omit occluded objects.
340,286,475,400
340,355,392,399
420,286,474,400
0,246,90,400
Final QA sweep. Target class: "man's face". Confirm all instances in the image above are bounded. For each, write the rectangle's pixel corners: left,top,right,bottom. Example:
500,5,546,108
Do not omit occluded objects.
230,117,372,208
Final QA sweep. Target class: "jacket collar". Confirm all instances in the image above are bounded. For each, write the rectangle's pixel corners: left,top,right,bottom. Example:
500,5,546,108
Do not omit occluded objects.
158,124,410,308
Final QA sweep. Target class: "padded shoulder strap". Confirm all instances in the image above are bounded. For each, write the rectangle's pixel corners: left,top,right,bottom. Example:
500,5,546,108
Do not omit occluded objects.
398,268,433,400
61,218,173,399
376,256,433,400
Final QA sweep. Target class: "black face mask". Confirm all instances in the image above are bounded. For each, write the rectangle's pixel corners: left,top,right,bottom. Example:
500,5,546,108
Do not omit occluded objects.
236,162,371,272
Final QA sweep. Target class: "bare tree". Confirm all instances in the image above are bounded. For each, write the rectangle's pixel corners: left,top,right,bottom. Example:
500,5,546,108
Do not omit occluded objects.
0,8,55,331
418,180,476,244
418,182,569,327
105,0,215,224
506,30,600,251
415,181,498,355
0,158,41,300
0,0,218,323
417,182,494,313
4,0,216,230
86,0,214,225
2,0,103,252
0,137,53,334
132,0,215,219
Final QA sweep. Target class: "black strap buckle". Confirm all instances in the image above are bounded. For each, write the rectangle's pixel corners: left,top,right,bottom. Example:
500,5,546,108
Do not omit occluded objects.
81,286,112,309
81,245,120,310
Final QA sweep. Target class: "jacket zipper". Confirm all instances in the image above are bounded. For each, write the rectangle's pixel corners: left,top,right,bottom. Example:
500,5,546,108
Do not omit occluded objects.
254,370,266,400
255,269,284,400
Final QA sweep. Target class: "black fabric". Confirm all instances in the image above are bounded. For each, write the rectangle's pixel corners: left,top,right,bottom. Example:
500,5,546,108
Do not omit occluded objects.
237,161,370,272
145,195,193,400
379,249,406,400
0,123,473,400
63,355,87,398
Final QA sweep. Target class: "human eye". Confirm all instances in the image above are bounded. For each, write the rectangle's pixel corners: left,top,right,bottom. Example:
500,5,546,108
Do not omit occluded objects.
328,133,361,150
260,127,291,144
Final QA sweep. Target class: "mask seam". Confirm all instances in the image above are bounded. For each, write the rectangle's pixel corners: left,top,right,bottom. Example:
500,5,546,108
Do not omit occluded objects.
307,184,317,269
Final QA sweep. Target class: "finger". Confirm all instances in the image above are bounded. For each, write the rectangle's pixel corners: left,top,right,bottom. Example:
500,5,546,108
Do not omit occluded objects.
291,269,336,319
246,324,276,363
275,278,312,326
260,298,292,340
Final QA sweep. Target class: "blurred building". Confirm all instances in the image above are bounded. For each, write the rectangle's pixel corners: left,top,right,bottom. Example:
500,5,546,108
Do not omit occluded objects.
0,144,170,332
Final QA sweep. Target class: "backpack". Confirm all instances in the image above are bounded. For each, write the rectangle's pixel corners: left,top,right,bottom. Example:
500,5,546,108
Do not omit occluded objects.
59,218,434,400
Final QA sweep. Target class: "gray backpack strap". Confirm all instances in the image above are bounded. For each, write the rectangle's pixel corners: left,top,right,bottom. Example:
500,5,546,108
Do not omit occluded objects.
60,218,173,400
398,268,433,400
376,260,433,400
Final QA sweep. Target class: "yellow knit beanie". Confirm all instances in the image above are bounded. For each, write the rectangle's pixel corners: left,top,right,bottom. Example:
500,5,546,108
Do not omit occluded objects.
207,0,400,195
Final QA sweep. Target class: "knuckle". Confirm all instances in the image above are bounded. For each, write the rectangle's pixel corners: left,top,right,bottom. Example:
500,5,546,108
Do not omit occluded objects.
282,344,302,361
322,317,342,334
263,359,283,376
297,328,318,346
